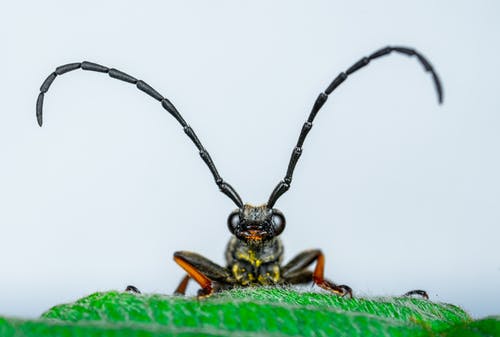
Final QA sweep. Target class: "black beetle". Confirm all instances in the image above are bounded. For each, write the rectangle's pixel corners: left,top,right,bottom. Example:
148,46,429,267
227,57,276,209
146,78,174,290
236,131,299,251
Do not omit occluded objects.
36,45,441,298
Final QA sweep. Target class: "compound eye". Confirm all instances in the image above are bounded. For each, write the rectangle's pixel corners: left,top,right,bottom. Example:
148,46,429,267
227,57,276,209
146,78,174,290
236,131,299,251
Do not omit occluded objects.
227,210,241,234
271,210,286,236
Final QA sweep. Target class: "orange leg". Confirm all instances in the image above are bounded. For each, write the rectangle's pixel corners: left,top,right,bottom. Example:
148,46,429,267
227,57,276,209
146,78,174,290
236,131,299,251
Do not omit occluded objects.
312,252,352,297
173,251,232,298
174,275,191,295
282,249,352,297
174,255,213,298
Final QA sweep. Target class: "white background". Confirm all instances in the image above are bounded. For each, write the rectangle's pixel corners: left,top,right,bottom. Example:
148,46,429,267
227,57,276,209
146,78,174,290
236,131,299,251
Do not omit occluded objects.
1,0,499,319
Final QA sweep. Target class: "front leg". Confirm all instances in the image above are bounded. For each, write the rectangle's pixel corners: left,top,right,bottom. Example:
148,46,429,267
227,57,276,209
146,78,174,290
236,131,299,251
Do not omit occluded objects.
173,251,232,298
282,249,352,297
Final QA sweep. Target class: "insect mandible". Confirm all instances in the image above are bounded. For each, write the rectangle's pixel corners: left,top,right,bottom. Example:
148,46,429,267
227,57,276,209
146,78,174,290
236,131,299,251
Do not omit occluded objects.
36,45,442,298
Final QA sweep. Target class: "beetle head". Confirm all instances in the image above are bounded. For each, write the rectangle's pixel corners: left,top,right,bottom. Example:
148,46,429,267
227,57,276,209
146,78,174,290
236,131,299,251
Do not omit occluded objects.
227,204,285,243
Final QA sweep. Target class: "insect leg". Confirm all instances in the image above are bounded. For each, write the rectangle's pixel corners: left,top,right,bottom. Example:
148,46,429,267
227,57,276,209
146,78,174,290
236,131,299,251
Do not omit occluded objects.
282,270,313,285
403,289,429,299
282,249,352,297
125,285,141,294
174,275,191,295
173,251,232,298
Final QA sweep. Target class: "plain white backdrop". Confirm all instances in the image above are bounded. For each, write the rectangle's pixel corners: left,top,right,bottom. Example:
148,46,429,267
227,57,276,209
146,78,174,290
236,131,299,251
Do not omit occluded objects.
1,0,499,319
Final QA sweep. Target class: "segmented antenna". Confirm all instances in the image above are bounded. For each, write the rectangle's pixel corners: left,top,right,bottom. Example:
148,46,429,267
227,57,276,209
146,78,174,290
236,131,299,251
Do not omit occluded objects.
36,61,243,208
267,46,443,208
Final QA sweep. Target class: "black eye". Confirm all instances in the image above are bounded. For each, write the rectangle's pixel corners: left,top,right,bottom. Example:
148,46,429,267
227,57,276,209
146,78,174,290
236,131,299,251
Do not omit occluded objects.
227,210,240,234
271,210,286,235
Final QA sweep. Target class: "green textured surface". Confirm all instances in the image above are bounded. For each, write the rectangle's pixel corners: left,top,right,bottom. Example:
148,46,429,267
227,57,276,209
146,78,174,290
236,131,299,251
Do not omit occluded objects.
0,288,498,337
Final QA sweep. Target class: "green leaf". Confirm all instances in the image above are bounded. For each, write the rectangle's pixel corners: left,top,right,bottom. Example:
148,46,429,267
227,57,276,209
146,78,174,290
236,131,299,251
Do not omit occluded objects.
0,288,498,337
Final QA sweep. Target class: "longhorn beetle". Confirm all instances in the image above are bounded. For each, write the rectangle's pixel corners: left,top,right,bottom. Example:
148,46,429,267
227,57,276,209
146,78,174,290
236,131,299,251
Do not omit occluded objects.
36,46,442,299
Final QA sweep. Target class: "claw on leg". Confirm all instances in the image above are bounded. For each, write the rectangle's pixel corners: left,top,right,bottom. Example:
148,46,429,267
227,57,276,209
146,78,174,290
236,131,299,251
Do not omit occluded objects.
125,285,141,294
403,289,429,299
315,279,353,298
337,284,353,298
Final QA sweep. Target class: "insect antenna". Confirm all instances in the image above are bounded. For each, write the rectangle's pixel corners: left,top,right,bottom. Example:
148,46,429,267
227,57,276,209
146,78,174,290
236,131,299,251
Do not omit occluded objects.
267,46,443,208
36,61,243,207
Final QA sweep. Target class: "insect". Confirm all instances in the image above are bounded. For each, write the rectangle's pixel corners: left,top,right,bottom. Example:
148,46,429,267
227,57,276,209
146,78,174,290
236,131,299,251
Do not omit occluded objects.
36,46,442,299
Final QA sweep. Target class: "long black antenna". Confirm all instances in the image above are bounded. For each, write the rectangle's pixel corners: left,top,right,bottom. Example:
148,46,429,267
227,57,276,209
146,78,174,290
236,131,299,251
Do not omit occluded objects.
36,61,243,208
267,46,443,208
